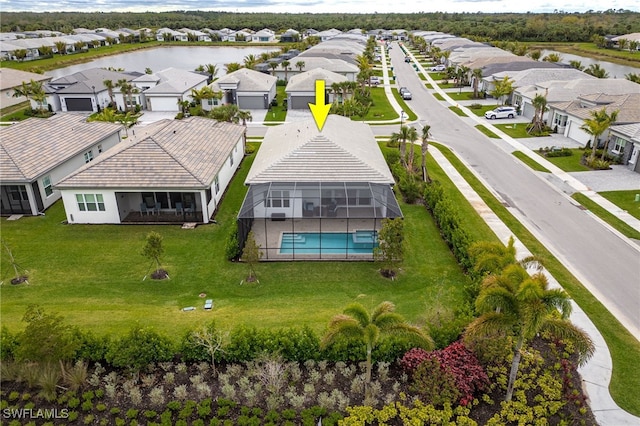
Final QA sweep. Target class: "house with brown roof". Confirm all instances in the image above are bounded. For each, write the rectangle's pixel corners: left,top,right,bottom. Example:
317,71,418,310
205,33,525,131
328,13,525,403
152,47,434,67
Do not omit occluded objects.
55,117,245,224
0,114,122,216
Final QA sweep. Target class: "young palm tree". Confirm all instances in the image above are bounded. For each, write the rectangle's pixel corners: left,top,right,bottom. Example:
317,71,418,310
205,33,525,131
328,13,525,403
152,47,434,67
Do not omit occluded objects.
580,107,619,161
528,92,548,135
236,109,252,126
568,60,584,71
584,64,609,79
224,63,243,74
103,79,115,106
420,124,431,182
322,301,433,395
542,53,562,63
472,68,483,99
268,61,278,76
243,54,258,70
295,60,305,72
205,64,219,81
465,264,594,402
406,125,419,173
280,60,290,81
390,125,417,168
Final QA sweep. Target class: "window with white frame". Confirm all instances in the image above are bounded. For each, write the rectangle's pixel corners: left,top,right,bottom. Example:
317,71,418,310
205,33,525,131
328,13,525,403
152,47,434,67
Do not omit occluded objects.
207,98,220,106
553,113,568,127
612,136,626,154
214,174,220,194
265,190,290,208
84,150,94,163
75,194,105,211
42,175,53,197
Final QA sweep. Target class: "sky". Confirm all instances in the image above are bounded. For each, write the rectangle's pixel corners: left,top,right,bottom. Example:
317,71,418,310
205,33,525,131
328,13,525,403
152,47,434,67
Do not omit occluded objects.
0,0,638,14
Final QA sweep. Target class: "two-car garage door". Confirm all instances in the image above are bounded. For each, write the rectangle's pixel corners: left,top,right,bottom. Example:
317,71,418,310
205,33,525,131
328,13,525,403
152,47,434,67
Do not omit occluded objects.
65,98,92,111
237,95,266,110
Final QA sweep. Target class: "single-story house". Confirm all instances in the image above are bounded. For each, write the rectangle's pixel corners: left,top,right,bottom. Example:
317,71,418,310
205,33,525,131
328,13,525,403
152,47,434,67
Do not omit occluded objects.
237,114,402,260
46,68,136,113
548,93,640,149
206,68,277,111
136,68,208,112
0,68,52,109
285,68,348,110
252,29,276,43
179,28,211,42
55,117,246,224
274,56,359,82
156,28,188,42
279,29,300,43
0,114,122,216
608,124,640,173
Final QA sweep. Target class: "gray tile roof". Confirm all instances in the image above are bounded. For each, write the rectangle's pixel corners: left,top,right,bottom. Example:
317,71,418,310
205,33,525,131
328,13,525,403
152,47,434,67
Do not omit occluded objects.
489,68,592,87
611,123,640,142
211,68,276,93
286,56,359,74
142,68,208,95
246,115,394,185
56,117,245,189
285,68,348,92
553,93,640,124
519,78,640,102
0,113,122,182
0,68,51,90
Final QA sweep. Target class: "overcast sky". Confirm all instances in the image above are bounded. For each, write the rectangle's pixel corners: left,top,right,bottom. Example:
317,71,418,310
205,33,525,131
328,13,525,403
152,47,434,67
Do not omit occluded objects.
0,0,638,14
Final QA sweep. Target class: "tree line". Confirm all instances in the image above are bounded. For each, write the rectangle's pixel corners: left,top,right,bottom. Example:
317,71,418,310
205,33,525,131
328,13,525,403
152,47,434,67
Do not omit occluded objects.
2,11,640,43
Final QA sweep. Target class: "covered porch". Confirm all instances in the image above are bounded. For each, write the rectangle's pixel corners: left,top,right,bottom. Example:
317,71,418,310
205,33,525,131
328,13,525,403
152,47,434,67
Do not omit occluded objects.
117,190,206,224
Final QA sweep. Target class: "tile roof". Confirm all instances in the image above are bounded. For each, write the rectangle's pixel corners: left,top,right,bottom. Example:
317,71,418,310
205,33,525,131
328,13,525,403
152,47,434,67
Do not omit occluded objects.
211,68,276,92
143,68,208,95
518,78,640,102
0,68,51,90
246,115,393,185
285,68,348,92
56,117,245,189
0,114,122,182
553,93,640,124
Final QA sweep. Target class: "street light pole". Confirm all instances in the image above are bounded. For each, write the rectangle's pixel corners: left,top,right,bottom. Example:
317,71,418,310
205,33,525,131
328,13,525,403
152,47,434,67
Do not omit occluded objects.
400,109,404,130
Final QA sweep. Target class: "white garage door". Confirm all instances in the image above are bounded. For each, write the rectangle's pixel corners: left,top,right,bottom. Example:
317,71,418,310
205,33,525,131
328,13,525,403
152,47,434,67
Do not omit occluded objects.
566,120,592,146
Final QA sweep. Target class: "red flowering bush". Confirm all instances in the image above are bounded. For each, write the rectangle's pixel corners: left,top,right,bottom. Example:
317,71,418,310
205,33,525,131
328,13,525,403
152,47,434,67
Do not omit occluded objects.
401,341,489,406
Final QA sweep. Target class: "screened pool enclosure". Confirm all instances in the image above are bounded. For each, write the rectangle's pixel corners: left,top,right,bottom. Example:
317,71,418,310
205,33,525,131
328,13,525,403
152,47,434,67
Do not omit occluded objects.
237,181,403,260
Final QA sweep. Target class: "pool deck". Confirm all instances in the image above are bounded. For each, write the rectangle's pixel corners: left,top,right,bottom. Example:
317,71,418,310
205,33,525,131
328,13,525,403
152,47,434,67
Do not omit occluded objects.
251,218,382,261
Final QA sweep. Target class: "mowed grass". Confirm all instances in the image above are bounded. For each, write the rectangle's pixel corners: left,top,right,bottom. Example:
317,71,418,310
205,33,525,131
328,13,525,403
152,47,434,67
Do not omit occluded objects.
359,87,399,121
0,148,471,342
598,190,640,221
537,149,590,172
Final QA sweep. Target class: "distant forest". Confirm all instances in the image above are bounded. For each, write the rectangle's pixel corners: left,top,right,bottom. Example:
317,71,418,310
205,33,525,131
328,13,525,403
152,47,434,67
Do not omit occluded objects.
2,10,640,42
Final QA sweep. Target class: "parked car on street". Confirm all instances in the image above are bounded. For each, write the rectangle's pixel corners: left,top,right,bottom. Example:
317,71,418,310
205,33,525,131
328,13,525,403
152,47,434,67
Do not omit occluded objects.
404,56,411,63
399,87,409,95
401,89,412,100
484,106,517,119
431,64,446,71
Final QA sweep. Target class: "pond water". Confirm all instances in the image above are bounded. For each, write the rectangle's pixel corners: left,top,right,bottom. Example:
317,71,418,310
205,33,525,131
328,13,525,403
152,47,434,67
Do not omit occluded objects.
540,49,639,78
44,46,281,79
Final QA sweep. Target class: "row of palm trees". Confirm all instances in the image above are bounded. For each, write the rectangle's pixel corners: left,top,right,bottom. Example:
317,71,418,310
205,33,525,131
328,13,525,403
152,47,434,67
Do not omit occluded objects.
12,79,48,115
389,124,432,182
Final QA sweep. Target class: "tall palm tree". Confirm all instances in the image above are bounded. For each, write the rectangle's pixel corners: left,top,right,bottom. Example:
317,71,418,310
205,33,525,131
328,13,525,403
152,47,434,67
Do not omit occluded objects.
295,60,305,73
390,125,416,168
420,124,431,182
472,68,483,99
268,61,278,76
406,126,419,173
236,109,252,126
243,54,258,70
528,91,548,135
103,79,115,106
205,64,219,82
322,301,433,396
280,60,290,81
465,264,594,402
580,107,619,161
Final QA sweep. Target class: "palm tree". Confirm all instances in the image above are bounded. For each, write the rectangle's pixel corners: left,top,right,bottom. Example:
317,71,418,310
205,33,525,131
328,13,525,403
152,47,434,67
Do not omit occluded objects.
54,41,67,55
465,264,594,402
205,64,219,82
268,61,278,76
389,125,416,167
406,126,419,173
243,54,258,70
280,60,290,81
568,60,584,71
528,91,548,135
103,79,115,106
420,125,431,182
625,73,640,84
295,60,305,73
584,64,609,79
236,109,252,126
542,53,562,63
472,68,483,99
580,107,619,161
322,301,433,396
224,62,242,73
528,49,542,61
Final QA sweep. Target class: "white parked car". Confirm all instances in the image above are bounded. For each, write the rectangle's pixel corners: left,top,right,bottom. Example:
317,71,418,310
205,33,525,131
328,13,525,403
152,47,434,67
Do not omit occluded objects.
431,64,446,71
484,106,517,119
401,90,412,100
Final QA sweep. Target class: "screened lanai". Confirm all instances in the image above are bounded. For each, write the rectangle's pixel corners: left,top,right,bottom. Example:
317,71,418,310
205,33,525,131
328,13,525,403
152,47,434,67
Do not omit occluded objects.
237,181,403,260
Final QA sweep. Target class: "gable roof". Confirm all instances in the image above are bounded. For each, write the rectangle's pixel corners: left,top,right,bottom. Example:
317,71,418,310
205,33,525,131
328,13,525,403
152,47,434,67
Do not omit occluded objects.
285,68,348,92
49,68,133,94
56,117,245,189
0,68,51,90
518,78,640,102
246,115,393,185
552,93,640,124
489,68,592,87
142,68,208,95
0,114,122,182
211,68,277,92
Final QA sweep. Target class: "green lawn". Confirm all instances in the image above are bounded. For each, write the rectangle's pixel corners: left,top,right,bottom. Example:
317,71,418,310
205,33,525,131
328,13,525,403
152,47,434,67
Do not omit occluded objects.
467,105,502,117
433,93,444,101
434,142,640,416
598,190,640,221
445,91,477,101
0,147,472,343
263,86,287,123
512,151,551,173
358,87,399,121
448,106,465,117
493,123,536,139
537,149,591,172
390,89,418,122
571,193,640,240
474,125,500,138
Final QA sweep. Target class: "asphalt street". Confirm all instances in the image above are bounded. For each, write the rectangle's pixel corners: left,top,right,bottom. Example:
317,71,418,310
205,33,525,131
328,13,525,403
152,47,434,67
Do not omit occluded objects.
385,43,640,340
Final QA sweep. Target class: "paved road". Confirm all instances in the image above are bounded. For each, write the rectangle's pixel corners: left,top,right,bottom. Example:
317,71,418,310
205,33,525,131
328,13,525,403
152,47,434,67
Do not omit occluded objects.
386,43,640,340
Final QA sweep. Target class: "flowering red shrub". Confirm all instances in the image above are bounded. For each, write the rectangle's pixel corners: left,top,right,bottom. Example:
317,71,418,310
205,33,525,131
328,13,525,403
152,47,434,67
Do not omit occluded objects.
401,341,489,406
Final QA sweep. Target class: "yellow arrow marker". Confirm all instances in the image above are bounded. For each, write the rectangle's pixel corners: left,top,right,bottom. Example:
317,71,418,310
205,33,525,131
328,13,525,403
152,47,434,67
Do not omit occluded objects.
308,79,331,132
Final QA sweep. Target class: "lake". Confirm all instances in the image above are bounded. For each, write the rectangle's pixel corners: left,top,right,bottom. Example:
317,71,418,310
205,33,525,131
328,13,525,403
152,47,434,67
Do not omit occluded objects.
540,49,639,78
44,46,281,79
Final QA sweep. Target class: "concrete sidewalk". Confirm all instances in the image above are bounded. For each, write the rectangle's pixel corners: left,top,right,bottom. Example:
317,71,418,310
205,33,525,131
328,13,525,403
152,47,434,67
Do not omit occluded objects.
400,42,640,425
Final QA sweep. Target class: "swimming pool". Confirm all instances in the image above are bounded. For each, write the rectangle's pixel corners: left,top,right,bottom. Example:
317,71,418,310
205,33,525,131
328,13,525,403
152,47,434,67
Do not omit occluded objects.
279,232,378,255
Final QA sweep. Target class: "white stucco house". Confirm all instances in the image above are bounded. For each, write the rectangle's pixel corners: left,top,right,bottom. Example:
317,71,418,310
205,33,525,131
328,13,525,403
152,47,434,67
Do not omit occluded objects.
133,68,209,112
206,68,277,111
0,114,122,216
0,68,52,109
55,117,246,224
